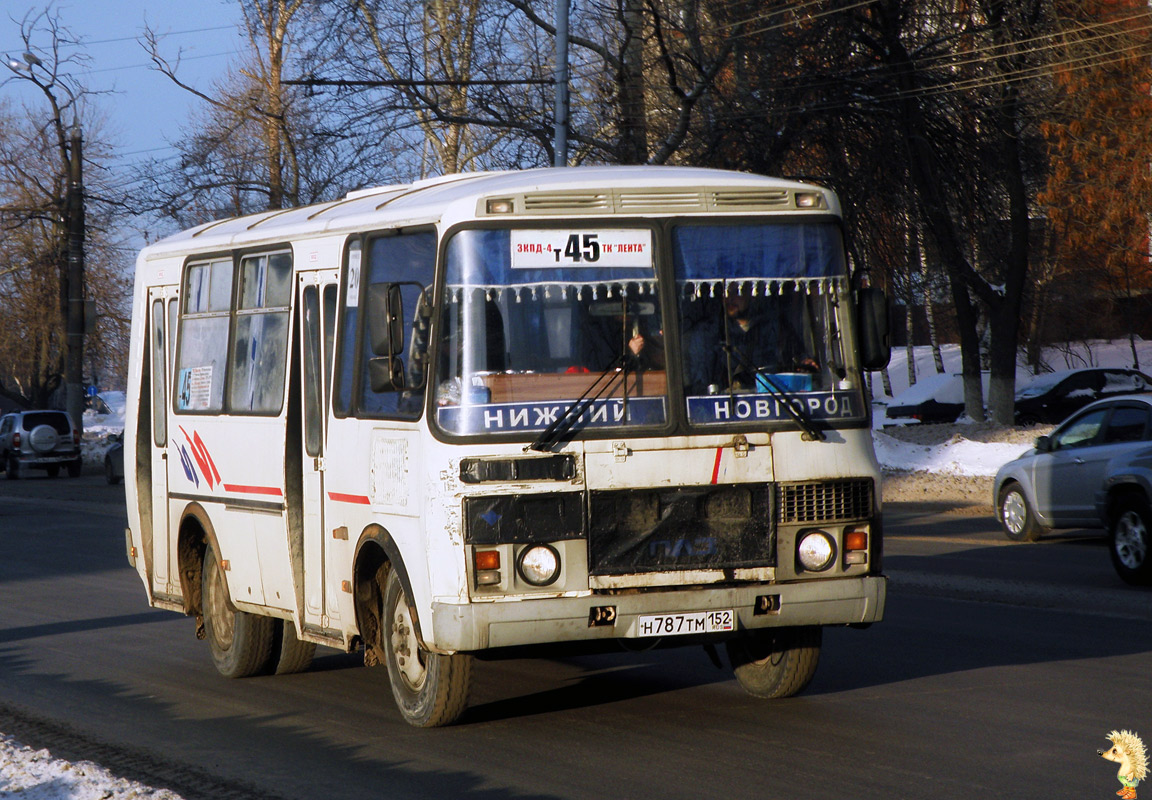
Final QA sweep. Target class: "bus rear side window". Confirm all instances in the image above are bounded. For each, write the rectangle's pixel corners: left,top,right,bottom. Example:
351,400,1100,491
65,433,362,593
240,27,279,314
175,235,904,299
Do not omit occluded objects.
177,259,232,412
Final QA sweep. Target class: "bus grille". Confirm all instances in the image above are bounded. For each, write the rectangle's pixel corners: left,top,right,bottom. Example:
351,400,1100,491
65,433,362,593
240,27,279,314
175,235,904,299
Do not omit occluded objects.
588,485,775,575
776,479,873,524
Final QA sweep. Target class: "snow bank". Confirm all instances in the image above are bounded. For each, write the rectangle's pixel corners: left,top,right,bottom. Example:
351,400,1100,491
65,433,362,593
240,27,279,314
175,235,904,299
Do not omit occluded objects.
873,431,1033,477
0,733,182,799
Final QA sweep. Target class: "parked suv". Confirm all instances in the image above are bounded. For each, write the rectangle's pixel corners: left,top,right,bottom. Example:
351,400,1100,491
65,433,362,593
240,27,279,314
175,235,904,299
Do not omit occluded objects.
995,396,1152,542
0,410,82,479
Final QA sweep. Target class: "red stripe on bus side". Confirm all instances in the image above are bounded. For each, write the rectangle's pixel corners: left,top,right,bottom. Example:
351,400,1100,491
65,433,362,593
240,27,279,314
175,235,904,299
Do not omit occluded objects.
710,447,723,485
223,484,284,496
328,492,371,505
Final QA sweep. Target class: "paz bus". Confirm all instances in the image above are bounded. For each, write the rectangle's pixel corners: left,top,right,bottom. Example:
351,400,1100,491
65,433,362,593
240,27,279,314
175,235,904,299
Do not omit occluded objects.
123,166,891,727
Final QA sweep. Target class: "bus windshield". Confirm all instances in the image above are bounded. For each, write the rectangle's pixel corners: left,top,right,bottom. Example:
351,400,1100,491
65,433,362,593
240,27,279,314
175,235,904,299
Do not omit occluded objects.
434,227,668,436
673,223,865,426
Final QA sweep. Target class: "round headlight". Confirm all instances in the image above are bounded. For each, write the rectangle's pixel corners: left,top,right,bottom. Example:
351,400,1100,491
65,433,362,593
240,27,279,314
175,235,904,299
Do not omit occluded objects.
797,531,836,572
517,544,561,586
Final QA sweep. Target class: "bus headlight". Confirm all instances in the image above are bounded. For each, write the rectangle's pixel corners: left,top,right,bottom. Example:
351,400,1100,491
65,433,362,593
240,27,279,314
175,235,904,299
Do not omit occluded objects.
797,531,836,572
517,544,561,586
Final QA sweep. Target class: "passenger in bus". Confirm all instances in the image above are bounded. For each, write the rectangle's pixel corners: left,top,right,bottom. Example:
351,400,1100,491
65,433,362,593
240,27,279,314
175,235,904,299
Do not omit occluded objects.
580,309,664,372
685,289,816,395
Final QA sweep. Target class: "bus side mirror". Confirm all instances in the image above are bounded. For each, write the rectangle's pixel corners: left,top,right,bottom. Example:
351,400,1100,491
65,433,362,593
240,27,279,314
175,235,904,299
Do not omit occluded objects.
857,287,891,371
367,283,405,357
368,356,406,392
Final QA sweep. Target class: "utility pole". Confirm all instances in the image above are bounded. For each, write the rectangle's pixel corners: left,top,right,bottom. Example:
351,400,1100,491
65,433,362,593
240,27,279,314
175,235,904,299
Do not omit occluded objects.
553,0,569,167
65,123,85,435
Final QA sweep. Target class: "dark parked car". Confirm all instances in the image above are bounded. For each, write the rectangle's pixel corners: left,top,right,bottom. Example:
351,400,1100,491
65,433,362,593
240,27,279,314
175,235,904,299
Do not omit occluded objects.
1014,368,1152,425
0,409,82,479
884,372,988,424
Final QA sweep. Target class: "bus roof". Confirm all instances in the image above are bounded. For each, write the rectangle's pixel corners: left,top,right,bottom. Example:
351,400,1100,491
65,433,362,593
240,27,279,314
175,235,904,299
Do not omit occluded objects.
139,166,838,259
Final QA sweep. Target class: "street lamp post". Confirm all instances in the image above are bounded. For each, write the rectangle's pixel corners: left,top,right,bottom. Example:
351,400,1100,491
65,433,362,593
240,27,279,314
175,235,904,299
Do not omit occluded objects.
65,122,86,435
5,52,86,434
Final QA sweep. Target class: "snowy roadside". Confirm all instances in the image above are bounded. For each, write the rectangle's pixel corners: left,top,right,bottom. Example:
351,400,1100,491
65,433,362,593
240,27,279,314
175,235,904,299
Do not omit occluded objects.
0,733,182,800
875,420,1053,509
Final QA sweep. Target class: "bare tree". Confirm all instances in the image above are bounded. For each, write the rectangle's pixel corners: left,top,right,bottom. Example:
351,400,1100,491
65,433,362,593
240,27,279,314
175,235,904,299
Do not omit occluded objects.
138,0,385,224
0,9,130,409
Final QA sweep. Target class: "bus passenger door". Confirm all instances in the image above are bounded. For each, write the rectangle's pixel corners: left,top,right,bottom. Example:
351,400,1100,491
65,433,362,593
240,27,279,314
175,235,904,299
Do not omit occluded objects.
299,274,339,631
147,289,174,596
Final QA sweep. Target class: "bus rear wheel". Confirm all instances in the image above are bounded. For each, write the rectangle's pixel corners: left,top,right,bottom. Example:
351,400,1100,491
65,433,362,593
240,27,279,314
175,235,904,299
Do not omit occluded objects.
271,620,316,675
383,568,471,727
726,626,822,699
202,544,275,678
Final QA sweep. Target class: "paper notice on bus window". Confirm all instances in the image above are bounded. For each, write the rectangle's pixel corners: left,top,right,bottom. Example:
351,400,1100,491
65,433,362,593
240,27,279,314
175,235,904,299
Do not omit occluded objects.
510,229,652,269
177,366,213,410
346,247,361,308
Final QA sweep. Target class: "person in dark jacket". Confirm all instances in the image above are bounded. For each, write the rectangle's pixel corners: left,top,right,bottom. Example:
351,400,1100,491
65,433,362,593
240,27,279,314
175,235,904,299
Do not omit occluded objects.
685,290,814,395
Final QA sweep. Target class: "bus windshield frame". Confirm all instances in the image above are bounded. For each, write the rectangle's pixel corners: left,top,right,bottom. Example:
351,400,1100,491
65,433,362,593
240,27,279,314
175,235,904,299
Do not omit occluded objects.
428,218,867,442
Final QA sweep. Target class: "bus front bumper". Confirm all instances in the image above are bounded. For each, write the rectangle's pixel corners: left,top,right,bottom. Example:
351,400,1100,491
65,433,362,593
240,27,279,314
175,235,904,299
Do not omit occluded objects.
431,575,886,652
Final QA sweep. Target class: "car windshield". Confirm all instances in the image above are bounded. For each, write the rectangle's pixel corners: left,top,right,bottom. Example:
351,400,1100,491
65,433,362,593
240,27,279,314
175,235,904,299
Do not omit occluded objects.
434,227,667,436
671,223,865,426
1018,371,1071,398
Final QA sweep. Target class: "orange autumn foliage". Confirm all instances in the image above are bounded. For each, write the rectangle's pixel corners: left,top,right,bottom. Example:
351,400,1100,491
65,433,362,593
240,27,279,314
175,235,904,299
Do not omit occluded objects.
1039,0,1152,298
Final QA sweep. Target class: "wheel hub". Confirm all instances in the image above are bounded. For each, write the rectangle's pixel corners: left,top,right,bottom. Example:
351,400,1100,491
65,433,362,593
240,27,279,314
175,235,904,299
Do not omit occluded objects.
205,561,235,650
391,599,426,690
1002,492,1025,534
1116,511,1148,570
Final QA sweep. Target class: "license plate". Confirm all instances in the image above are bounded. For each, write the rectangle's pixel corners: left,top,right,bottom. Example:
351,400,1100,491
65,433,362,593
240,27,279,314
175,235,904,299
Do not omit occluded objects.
633,609,735,638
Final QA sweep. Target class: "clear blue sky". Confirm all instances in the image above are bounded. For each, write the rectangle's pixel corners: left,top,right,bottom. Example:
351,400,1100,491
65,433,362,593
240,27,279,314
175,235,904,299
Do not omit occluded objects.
3,1,244,166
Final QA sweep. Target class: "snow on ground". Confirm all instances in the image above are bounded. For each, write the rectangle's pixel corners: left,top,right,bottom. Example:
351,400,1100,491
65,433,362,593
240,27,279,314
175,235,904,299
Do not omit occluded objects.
873,338,1151,505
874,429,1032,477
79,408,124,469
0,733,182,800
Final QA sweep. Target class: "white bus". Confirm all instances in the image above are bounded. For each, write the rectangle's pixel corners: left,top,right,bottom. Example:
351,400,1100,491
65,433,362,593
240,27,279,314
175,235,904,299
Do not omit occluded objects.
124,166,891,727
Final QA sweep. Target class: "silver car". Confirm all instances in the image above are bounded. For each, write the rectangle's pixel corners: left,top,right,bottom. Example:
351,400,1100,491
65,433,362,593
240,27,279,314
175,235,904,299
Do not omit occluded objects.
994,396,1152,541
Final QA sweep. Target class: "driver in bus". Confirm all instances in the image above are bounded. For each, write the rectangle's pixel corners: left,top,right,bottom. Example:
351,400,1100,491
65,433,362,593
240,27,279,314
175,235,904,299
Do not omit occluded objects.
579,305,664,372
685,288,816,395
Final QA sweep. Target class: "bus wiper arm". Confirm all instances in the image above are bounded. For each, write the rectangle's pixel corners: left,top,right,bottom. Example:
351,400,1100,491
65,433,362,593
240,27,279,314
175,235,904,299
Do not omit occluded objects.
526,354,627,453
721,343,826,442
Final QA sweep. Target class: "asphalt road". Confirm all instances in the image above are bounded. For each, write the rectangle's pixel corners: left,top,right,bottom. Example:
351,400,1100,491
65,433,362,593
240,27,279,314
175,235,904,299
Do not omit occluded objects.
0,472,1149,800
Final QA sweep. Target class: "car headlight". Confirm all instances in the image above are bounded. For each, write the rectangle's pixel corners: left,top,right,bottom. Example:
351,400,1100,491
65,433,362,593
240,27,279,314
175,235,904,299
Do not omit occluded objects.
517,544,561,586
797,531,836,572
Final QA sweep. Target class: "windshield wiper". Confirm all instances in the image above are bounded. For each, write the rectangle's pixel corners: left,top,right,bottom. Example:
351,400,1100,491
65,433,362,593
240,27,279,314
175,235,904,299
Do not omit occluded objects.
526,353,627,453
720,342,826,442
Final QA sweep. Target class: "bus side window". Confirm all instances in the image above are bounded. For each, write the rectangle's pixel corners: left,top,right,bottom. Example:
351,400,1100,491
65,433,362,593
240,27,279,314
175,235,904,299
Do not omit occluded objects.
176,259,232,413
230,252,292,414
353,231,436,419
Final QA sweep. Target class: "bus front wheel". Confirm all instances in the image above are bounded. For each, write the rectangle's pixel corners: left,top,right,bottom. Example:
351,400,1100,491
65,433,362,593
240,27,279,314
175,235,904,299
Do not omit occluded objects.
726,626,822,699
202,544,275,678
382,568,471,727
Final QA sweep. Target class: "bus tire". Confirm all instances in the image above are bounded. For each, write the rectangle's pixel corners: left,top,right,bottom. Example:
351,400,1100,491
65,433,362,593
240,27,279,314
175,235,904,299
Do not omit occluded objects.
271,620,316,675
202,544,275,678
726,626,821,699
382,568,471,727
